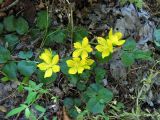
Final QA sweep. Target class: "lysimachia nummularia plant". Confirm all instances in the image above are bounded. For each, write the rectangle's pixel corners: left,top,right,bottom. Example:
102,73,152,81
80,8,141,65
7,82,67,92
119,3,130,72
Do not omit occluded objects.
37,49,60,78
37,28,125,77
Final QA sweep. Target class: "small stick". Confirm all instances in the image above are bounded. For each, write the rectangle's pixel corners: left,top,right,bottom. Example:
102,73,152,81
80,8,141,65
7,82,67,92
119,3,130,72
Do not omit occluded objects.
0,0,19,12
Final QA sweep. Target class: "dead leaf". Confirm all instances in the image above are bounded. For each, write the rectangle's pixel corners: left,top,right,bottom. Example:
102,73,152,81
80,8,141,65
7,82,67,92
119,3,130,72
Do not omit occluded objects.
0,106,7,112
63,107,71,120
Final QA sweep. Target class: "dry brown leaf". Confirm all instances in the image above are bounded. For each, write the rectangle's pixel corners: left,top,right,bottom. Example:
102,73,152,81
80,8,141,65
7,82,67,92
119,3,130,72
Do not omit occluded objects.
63,107,71,120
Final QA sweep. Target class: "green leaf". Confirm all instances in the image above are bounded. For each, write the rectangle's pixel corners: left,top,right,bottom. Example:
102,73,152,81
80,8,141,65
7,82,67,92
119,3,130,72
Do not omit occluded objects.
3,15,16,32
133,49,152,60
36,11,51,30
63,98,74,109
2,62,17,80
25,92,37,104
97,88,113,103
25,108,30,119
0,45,11,63
154,29,160,49
95,67,106,83
18,60,36,77
4,34,19,50
0,23,4,34
123,38,136,51
46,29,66,45
1,76,9,82
60,57,70,75
73,27,88,42
121,52,135,66
80,70,91,80
37,70,57,84
16,17,29,35
6,106,25,117
87,98,104,114
34,104,46,113
68,74,79,86
18,51,33,59
0,0,3,4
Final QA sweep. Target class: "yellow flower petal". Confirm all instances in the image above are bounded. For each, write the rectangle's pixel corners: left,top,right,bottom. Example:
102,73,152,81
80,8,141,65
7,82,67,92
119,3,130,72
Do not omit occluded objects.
66,60,74,67
97,37,107,45
115,40,125,46
107,40,113,52
81,51,88,59
109,28,113,39
78,67,84,74
72,49,81,58
87,59,94,65
52,55,59,65
74,42,81,49
82,37,89,46
96,45,104,52
37,63,49,70
39,49,52,64
115,32,123,39
69,68,77,74
86,45,93,52
73,57,81,62
44,68,52,78
102,50,110,58
52,65,60,73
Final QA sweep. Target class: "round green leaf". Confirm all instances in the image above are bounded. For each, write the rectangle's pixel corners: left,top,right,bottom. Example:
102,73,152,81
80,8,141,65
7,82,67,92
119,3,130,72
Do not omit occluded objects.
0,23,4,34
3,15,16,32
16,17,29,35
121,52,135,67
36,11,51,30
18,51,33,59
0,45,11,63
4,34,19,50
2,62,17,80
18,61,36,77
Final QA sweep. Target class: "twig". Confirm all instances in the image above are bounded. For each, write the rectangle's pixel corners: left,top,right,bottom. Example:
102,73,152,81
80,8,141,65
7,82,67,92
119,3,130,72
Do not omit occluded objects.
0,0,19,12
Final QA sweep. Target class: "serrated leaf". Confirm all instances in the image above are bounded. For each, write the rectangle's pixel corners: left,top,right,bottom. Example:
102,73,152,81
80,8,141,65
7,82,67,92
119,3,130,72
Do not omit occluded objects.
6,106,25,117
121,52,135,66
3,15,16,32
16,17,29,35
0,23,4,34
25,92,37,104
18,51,33,59
18,61,36,77
2,62,17,80
123,38,136,51
25,108,30,119
34,104,46,113
36,11,51,30
0,45,11,63
4,34,19,50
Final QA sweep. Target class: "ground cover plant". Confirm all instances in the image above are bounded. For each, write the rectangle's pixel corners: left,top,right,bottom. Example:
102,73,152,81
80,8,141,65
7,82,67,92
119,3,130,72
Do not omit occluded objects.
0,0,160,120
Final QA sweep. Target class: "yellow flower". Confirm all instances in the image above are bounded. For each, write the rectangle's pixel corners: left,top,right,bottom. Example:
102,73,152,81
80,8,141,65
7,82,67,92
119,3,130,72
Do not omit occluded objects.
73,37,93,59
66,58,86,74
96,37,113,58
108,28,125,46
82,58,94,70
37,49,60,78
